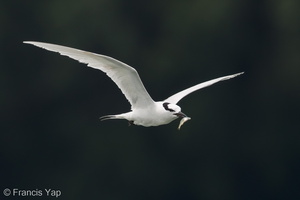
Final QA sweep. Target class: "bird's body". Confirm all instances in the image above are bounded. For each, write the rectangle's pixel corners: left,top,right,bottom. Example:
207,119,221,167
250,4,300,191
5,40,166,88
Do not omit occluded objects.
24,41,243,129
103,101,179,127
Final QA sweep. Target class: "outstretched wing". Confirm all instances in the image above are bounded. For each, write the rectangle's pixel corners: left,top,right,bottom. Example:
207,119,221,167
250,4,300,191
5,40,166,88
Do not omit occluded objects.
24,41,155,109
164,72,244,104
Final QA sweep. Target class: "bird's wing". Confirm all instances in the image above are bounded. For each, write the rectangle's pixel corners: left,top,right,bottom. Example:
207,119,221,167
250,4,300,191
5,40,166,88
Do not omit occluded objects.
164,72,244,104
24,41,155,109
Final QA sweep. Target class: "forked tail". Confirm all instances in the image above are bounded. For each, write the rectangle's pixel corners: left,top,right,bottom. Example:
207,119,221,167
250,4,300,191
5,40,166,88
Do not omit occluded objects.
99,113,130,121
99,115,118,121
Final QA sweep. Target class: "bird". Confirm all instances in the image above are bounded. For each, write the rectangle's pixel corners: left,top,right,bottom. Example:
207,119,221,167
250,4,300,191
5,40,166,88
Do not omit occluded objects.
24,41,243,129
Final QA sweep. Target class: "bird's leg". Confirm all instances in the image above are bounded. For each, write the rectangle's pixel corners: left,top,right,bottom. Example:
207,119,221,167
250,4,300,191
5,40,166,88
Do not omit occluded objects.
128,120,134,126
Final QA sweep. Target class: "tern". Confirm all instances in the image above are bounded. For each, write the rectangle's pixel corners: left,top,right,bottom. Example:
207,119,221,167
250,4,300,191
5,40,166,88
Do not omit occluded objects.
24,41,243,129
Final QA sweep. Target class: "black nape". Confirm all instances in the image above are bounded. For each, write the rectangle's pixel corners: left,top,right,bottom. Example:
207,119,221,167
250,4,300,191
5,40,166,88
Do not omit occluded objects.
163,102,175,112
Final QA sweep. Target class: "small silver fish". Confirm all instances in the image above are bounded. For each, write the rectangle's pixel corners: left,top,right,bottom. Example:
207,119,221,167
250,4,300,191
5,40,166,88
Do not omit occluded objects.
178,117,191,130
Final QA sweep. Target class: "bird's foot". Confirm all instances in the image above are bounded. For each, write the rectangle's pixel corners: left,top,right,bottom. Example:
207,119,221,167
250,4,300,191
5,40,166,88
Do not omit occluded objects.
128,121,134,126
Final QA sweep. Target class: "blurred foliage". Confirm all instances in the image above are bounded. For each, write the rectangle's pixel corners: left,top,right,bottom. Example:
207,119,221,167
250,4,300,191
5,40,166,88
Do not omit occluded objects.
1,0,300,199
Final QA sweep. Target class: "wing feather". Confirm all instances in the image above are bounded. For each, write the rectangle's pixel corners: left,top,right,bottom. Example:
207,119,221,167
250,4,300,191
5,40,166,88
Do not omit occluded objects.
164,72,244,104
24,41,155,109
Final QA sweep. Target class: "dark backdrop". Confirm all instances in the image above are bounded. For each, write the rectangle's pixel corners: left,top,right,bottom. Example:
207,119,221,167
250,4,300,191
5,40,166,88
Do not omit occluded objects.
1,0,300,199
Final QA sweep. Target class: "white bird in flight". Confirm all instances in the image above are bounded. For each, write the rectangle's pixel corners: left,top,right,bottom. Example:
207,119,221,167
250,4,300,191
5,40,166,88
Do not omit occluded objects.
24,41,243,129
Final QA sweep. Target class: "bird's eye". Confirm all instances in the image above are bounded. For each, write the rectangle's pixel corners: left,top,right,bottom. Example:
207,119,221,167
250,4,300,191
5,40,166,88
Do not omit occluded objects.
163,102,175,112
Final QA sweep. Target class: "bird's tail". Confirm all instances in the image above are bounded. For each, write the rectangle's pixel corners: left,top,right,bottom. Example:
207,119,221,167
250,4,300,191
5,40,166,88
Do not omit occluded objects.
99,113,130,121
99,115,118,121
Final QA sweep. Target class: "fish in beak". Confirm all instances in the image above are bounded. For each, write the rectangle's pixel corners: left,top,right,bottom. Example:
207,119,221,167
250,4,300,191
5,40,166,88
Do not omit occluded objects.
174,112,191,130
174,111,187,118
178,117,191,130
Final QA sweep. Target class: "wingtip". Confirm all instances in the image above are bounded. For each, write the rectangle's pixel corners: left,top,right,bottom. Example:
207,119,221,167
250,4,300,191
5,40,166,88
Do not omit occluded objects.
230,72,244,78
23,41,38,46
23,41,55,50
235,72,244,76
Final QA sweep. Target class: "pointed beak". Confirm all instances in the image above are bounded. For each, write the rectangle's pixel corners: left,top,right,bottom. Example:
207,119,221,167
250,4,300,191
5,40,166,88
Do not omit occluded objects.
174,111,187,118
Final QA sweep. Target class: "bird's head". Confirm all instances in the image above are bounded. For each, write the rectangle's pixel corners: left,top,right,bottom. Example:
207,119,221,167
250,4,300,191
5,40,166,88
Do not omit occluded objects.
162,102,191,130
162,102,187,118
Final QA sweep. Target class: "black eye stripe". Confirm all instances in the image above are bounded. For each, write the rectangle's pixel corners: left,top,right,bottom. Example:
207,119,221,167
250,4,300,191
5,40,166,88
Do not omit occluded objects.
163,102,175,112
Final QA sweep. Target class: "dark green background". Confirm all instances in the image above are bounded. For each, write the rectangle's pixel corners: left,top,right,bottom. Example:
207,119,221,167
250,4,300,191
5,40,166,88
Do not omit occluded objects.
1,0,299,199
